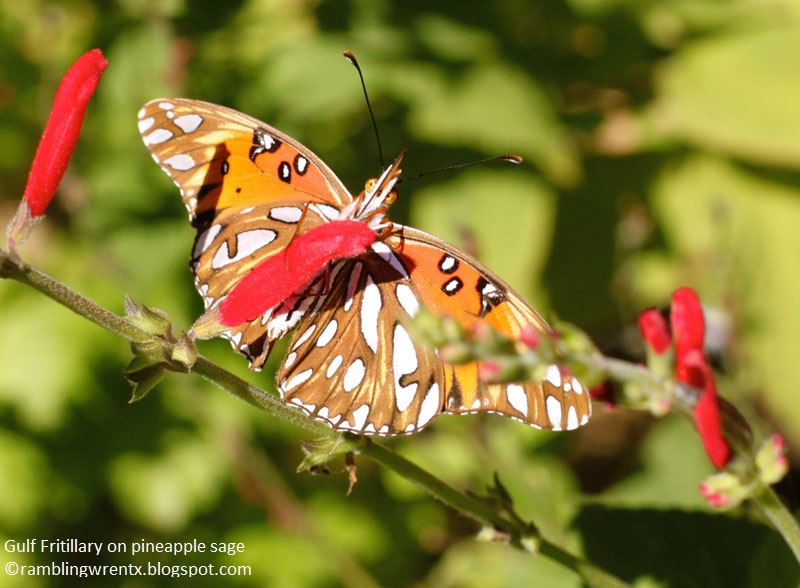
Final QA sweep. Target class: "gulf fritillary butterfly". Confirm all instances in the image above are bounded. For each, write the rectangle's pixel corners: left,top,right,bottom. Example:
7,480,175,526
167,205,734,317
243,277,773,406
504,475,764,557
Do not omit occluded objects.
138,98,591,435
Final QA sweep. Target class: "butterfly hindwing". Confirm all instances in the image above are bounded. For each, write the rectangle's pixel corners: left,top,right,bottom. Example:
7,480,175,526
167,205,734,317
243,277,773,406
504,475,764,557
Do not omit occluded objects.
277,250,444,434
277,228,591,434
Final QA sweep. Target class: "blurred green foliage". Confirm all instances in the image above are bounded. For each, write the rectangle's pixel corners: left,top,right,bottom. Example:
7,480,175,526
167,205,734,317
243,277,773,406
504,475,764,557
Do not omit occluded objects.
2,0,800,586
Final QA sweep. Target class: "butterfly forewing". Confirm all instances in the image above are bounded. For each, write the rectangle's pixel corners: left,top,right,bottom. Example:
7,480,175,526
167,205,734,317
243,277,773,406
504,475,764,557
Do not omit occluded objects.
138,98,354,369
190,202,330,368
138,98,351,222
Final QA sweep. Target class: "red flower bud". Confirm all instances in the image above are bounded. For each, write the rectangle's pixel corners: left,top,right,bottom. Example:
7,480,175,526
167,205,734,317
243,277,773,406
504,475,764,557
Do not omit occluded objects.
638,308,671,354
22,49,108,218
699,483,731,508
517,327,539,349
670,287,704,359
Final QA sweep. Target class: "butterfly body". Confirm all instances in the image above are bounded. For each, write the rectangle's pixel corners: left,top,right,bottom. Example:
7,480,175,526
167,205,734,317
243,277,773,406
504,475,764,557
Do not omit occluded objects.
139,98,591,434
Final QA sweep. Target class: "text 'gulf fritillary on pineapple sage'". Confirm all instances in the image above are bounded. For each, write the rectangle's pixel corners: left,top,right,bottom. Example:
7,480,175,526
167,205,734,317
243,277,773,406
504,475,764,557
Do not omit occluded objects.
6,49,107,250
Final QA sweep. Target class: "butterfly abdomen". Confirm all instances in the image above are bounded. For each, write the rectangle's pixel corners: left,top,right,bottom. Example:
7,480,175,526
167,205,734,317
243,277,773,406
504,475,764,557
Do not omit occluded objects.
220,220,376,326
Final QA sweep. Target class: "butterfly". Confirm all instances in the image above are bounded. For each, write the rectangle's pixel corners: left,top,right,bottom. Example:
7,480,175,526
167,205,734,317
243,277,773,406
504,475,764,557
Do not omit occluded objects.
138,98,591,435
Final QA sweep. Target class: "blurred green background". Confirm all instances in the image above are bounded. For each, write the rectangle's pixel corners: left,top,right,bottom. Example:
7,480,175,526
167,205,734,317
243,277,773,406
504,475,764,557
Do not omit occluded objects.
3,0,800,586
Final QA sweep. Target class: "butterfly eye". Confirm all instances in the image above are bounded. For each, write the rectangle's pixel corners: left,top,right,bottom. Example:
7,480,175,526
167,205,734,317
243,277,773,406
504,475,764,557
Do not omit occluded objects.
364,178,377,192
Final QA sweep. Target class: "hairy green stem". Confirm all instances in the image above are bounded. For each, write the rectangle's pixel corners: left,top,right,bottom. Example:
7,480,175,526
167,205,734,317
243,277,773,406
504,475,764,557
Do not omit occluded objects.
191,355,335,437
360,441,629,587
3,256,150,343
754,486,800,563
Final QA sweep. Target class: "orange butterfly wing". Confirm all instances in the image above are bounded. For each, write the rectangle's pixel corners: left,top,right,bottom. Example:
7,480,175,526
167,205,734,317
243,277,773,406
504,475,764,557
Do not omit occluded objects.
392,227,591,431
138,99,349,367
276,226,591,434
138,98,350,219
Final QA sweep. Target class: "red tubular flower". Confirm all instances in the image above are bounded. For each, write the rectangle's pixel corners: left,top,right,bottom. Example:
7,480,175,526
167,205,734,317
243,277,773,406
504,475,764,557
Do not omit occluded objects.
669,288,731,468
638,308,671,354
23,49,108,217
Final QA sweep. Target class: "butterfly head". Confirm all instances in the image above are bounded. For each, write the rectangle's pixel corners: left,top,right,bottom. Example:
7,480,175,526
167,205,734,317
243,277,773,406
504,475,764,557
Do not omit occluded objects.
343,150,405,235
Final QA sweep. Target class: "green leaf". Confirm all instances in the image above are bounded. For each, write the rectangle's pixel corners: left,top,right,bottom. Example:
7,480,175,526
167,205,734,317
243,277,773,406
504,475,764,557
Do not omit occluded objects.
400,62,580,184
657,24,800,168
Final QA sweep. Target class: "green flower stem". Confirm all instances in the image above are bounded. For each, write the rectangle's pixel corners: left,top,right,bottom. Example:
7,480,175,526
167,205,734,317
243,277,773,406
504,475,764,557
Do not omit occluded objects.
360,441,630,588
0,253,336,437
191,355,335,438
2,255,150,343
574,352,800,565
753,485,800,563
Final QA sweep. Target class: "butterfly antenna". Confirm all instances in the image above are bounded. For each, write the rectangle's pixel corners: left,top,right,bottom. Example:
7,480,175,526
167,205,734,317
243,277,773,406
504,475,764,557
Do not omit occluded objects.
398,154,523,185
344,51,385,169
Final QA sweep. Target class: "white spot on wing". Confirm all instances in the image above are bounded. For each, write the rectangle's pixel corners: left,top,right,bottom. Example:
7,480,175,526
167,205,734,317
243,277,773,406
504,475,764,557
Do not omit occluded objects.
269,206,302,223
173,114,203,133
440,255,457,272
393,324,419,410
417,383,440,429
546,396,563,430
145,128,174,145
545,364,562,388
571,377,584,394
164,153,195,171
371,242,408,279
348,404,370,431
344,359,366,392
395,283,419,316
292,324,317,351
282,368,313,392
360,277,381,352
193,224,223,258
567,406,579,430
316,319,338,347
158,101,175,110
316,204,340,220
211,229,277,269
506,384,528,417
235,229,278,257
326,354,344,378
138,117,155,133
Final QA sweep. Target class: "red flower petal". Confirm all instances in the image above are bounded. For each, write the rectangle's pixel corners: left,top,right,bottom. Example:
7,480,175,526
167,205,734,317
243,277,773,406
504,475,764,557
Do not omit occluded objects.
682,349,730,468
638,308,671,354
695,389,730,468
671,288,707,388
670,287,704,357
23,49,108,217
219,220,376,326
519,327,540,349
